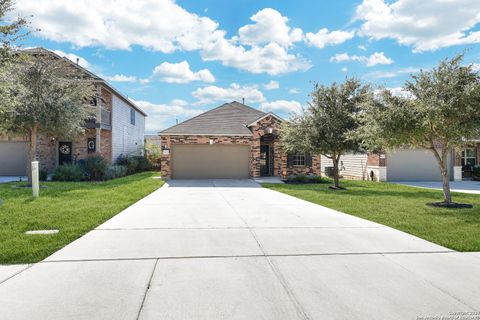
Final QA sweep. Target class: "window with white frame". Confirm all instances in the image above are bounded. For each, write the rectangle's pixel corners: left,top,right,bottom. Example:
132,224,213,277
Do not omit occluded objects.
461,148,476,167
292,154,306,166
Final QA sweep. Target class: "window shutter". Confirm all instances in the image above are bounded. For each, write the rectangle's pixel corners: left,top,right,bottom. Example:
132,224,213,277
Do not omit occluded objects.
287,154,293,166
305,154,312,167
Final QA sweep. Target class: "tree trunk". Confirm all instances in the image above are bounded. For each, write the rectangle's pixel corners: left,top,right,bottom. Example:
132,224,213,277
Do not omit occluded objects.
27,123,38,183
429,146,452,204
332,154,340,189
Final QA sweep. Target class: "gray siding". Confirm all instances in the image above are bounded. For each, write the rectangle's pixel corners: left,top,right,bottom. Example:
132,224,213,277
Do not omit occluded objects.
111,94,145,162
321,153,369,179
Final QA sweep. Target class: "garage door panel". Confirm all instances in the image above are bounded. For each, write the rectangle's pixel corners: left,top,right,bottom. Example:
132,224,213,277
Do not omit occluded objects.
387,149,450,181
0,142,28,175
172,145,249,179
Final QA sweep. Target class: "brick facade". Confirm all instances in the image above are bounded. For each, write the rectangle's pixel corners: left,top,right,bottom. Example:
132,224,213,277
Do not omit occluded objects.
160,115,321,179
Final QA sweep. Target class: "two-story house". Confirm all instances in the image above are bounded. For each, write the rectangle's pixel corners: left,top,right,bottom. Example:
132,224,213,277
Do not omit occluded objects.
0,48,146,176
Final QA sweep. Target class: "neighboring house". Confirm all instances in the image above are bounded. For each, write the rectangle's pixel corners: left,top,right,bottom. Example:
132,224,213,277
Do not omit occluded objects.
158,101,321,179
0,48,146,176
320,147,477,182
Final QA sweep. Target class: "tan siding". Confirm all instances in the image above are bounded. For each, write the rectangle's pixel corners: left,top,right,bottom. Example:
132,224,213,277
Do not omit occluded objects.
321,153,369,179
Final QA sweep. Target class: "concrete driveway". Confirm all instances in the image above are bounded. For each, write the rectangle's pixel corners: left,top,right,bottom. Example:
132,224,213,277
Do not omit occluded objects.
393,180,480,194
1,179,479,319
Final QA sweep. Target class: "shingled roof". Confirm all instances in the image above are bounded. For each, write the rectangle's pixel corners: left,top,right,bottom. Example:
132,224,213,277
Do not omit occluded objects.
159,101,270,136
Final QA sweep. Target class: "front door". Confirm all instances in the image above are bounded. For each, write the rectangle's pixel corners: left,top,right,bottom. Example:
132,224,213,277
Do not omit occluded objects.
260,145,270,176
58,141,72,165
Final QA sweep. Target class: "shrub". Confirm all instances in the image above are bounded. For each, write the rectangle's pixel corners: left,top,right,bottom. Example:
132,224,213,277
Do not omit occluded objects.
286,173,325,184
116,154,151,174
84,156,108,181
473,165,480,177
53,164,85,182
104,165,128,180
39,169,48,181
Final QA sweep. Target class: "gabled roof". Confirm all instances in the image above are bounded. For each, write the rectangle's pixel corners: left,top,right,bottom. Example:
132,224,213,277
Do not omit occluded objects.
21,48,147,117
159,101,268,136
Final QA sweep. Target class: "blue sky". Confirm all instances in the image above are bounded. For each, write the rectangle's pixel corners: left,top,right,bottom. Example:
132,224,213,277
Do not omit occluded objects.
12,0,480,133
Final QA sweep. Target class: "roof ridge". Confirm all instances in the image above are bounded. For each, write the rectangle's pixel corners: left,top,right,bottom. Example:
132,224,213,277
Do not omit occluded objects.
230,100,267,116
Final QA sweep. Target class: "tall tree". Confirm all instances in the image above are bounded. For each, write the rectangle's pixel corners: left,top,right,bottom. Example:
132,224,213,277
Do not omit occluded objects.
0,0,29,63
0,50,96,180
356,54,480,205
281,78,370,189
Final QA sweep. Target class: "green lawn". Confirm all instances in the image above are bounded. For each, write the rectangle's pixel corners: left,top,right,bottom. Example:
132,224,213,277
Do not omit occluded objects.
0,172,163,264
263,180,480,252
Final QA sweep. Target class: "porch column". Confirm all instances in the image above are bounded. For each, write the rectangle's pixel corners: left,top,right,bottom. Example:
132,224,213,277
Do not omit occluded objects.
96,128,101,156
453,148,462,181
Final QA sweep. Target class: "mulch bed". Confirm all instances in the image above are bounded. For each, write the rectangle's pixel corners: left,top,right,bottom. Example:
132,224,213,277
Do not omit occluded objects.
427,202,473,209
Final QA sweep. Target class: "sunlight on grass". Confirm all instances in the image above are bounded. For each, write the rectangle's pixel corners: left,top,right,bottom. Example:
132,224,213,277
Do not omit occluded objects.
0,172,163,264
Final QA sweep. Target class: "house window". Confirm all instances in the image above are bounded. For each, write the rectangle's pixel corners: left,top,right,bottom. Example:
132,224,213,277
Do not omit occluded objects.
292,154,306,166
461,148,476,167
130,108,135,125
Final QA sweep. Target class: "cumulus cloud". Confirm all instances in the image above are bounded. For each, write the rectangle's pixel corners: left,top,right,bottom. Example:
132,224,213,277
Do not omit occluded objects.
153,61,215,83
52,50,90,68
192,83,265,105
330,51,393,67
13,2,312,75
305,28,354,48
263,80,279,90
354,0,480,52
238,8,303,47
103,74,138,83
288,88,300,94
133,99,204,132
260,100,302,114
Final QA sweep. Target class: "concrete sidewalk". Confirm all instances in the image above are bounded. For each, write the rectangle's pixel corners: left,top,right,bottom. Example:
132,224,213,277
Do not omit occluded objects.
393,180,480,194
1,179,479,319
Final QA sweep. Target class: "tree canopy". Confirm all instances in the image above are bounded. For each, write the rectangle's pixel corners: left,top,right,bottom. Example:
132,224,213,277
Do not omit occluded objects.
281,78,370,188
356,54,480,204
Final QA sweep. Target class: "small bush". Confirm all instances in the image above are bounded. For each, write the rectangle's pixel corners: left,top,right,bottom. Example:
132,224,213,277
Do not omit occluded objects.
39,169,48,181
53,164,85,182
84,156,108,181
105,165,128,180
116,154,151,174
286,173,325,184
473,165,480,177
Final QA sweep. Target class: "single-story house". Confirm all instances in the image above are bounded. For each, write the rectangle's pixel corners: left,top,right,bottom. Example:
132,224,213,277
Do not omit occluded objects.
321,147,475,182
0,48,147,176
159,101,321,179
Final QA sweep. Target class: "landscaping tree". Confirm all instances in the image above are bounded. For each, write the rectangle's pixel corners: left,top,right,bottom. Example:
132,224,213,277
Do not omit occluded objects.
0,0,29,63
356,54,480,206
281,78,370,189
0,50,96,181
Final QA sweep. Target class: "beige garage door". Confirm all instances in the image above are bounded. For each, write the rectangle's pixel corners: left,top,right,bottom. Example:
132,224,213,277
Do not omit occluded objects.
172,144,250,179
387,149,451,181
0,142,28,176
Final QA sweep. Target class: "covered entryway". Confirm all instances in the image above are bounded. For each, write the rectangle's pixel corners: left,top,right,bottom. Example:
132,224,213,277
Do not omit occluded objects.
387,149,451,181
171,144,250,179
0,142,28,176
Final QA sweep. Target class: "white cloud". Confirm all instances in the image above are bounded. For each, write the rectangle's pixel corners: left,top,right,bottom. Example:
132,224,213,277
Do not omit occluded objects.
103,74,138,83
238,8,303,47
260,100,302,114
358,44,367,51
153,61,215,83
471,63,480,72
365,67,419,79
305,28,354,48
13,2,311,75
52,50,90,68
354,0,480,52
263,80,279,90
330,51,393,67
201,38,311,75
288,88,300,94
341,67,348,73
133,99,204,132
192,83,265,105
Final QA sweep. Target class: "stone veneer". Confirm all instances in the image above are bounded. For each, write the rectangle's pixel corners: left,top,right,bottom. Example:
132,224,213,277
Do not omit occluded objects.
160,115,321,179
